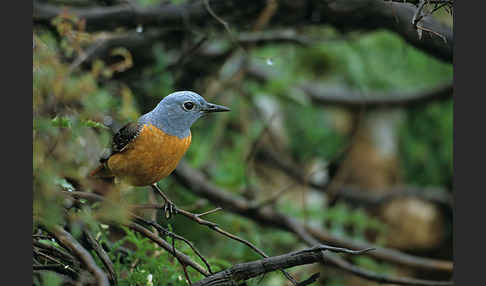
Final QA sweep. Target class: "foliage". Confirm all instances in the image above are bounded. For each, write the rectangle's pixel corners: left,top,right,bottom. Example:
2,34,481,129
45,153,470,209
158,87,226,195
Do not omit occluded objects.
33,8,452,285
399,100,453,188
104,227,206,286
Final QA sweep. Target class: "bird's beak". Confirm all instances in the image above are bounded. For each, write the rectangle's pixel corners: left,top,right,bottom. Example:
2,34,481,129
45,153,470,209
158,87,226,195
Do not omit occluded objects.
202,102,231,113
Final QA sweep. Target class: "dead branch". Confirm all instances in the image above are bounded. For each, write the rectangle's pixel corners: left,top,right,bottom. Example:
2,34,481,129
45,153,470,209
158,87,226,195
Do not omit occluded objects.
173,161,454,274
33,0,452,62
61,178,451,285
321,0,452,62
50,226,110,286
322,253,453,286
247,63,453,109
133,216,214,275
193,245,372,286
63,191,213,277
33,239,78,268
32,244,80,279
128,222,211,277
256,148,453,209
330,185,453,209
385,0,453,4
82,229,118,285
151,184,299,285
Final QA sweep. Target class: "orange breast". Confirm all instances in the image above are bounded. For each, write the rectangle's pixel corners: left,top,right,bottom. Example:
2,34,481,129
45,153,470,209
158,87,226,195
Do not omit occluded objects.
107,124,191,186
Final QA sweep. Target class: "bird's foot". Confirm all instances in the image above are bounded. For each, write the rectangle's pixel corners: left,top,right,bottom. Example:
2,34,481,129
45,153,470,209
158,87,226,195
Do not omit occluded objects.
163,199,178,219
151,183,179,219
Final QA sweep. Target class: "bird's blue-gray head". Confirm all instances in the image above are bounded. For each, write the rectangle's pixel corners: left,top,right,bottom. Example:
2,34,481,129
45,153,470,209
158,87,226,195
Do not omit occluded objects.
138,91,230,139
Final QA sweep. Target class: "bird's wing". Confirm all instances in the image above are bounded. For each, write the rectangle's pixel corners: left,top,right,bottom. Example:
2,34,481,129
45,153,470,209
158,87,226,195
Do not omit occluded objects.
99,122,143,163
112,122,144,153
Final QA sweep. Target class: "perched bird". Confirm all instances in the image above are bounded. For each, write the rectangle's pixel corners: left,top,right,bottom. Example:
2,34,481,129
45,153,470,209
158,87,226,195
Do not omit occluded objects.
90,91,230,215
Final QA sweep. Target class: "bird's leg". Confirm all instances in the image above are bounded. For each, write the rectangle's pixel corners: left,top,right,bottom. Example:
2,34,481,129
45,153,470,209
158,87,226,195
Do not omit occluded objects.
151,183,178,219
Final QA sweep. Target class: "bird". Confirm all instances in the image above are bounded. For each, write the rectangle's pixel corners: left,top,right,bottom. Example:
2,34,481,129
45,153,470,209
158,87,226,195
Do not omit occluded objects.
90,91,230,217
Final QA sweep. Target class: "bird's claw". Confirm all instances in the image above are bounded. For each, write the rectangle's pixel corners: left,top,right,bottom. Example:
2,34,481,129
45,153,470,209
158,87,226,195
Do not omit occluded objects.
163,201,178,219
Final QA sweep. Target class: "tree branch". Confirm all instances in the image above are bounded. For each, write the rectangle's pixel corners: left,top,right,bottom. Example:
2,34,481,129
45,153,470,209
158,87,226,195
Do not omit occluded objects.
82,229,118,285
63,191,212,277
128,222,211,277
331,185,453,209
256,148,453,209
50,226,110,286
323,253,453,286
64,180,452,285
193,245,371,286
282,217,453,286
173,161,453,273
247,63,453,109
34,0,452,62
321,0,452,62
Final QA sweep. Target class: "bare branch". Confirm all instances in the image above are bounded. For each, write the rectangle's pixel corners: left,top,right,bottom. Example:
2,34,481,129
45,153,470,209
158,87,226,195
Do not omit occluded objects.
323,254,453,286
128,222,211,277
151,184,299,285
62,180,452,286
193,245,372,286
173,161,454,273
331,185,453,209
50,226,110,286
322,0,452,62
82,229,118,285
33,239,78,268
256,148,453,209
63,191,213,277
133,216,214,275
247,63,453,109
34,0,452,62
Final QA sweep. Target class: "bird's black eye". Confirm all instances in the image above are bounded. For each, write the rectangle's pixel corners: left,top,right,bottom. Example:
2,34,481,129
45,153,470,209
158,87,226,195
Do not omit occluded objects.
183,101,194,111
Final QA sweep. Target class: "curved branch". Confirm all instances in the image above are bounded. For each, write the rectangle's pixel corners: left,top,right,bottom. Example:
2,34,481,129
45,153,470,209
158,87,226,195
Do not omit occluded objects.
33,0,452,62
330,185,453,208
323,253,452,286
193,245,371,286
82,229,118,285
63,191,212,277
65,179,452,285
247,64,453,109
256,148,453,209
33,0,205,29
50,226,110,286
321,0,452,63
173,161,453,273
301,82,453,109
128,223,211,277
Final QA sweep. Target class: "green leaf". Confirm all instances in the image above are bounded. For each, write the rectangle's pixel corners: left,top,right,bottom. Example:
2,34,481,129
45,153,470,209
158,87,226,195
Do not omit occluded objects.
81,119,109,129
51,116,72,128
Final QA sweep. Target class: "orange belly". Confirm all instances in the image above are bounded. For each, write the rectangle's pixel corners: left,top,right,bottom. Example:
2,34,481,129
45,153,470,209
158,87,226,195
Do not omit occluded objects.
107,124,191,186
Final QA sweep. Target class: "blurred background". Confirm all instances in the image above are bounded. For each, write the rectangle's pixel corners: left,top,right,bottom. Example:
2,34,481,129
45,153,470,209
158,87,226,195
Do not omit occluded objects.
33,0,453,285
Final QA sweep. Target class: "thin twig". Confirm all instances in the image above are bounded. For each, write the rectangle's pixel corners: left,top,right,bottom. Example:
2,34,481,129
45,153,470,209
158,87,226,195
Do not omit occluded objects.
62,190,214,276
248,182,297,210
83,229,118,286
128,222,210,277
197,207,223,218
50,226,110,286
412,0,427,27
151,184,299,285
173,161,454,282
68,39,106,73
133,216,214,275
33,240,78,267
416,24,448,43
33,247,77,275
203,0,234,42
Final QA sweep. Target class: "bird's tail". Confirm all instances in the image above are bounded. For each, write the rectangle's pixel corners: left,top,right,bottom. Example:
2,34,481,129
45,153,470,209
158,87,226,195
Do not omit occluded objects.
89,163,114,179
